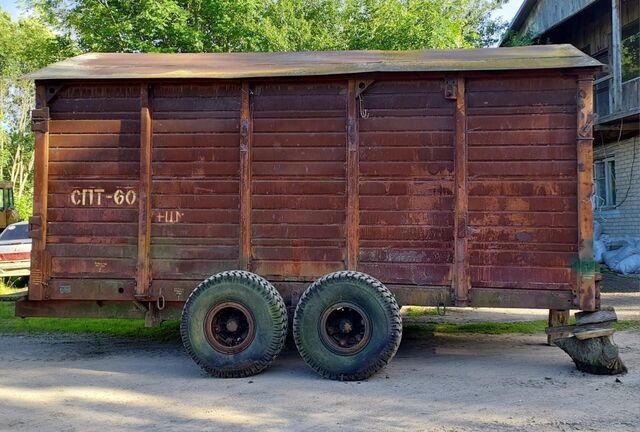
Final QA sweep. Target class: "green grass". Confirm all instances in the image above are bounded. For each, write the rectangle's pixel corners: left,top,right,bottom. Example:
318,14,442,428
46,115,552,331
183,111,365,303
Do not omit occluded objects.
404,319,640,337
0,278,29,296
404,320,549,337
0,302,181,342
401,306,439,317
1,301,638,341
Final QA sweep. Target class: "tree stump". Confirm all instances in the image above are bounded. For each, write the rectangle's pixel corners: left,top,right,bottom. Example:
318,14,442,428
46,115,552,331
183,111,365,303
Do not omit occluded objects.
554,336,627,375
546,307,627,375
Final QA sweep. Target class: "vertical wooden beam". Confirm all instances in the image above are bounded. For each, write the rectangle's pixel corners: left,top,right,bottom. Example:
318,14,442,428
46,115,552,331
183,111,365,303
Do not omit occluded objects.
547,309,571,345
611,0,622,112
346,80,360,270
453,75,470,307
577,75,596,311
239,82,253,270
136,84,153,299
28,84,50,301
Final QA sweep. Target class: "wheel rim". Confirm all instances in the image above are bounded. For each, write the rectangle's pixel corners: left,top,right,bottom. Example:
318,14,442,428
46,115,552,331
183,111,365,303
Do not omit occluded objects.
319,302,371,355
204,301,256,354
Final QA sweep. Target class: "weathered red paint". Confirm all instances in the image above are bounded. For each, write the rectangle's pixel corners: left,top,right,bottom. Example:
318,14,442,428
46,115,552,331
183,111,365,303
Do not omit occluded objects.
22,49,601,319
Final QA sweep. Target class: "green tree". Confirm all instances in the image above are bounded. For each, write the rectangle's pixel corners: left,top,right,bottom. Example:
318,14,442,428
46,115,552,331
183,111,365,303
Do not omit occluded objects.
26,0,507,53
501,30,536,47
0,10,77,216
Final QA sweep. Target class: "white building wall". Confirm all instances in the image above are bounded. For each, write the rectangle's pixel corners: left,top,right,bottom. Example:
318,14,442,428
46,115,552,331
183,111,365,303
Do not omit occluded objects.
594,135,640,236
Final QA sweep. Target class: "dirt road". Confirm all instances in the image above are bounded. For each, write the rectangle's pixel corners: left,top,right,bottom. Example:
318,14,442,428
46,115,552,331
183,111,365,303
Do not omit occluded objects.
1,329,638,432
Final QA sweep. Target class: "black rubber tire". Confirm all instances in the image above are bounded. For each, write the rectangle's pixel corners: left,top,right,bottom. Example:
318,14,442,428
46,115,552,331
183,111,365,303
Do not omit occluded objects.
293,271,402,381
181,270,287,378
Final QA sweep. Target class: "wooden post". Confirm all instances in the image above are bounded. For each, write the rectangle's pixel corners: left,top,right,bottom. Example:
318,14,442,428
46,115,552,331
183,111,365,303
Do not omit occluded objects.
453,75,470,306
239,82,253,270
547,309,570,345
28,84,50,301
346,80,360,270
577,75,596,311
611,0,622,112
136,84,153,299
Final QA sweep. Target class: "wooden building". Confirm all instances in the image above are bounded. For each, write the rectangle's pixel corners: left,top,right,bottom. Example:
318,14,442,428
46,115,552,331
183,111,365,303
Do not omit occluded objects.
503,0,640,238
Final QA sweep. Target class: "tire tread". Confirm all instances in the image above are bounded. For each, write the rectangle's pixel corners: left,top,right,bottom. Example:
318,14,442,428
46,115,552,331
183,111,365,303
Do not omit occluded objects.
181,270,287,378
293,271,402,381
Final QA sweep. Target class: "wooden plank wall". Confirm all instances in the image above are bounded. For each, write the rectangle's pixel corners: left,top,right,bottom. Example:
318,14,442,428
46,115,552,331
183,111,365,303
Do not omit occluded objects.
357,80,455,286
37,73,592,307
466,76,579,291
250,82,347,279
46,84,141,298
150,83,242,286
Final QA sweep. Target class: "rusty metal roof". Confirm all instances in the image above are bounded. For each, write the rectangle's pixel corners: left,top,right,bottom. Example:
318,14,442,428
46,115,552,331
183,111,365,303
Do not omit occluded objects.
27,44,601,80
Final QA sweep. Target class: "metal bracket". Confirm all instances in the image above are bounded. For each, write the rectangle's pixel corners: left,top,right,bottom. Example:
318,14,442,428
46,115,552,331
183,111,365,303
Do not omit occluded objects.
355,80,374,119
444,78,457,100
355,80,374,98
579,112,598,138
45,84,65,104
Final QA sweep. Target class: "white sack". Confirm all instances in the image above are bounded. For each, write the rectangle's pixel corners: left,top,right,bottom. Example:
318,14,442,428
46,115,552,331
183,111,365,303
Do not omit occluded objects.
593,240,606,263
603,244,638,272
618,254,640,275
594,221,603,240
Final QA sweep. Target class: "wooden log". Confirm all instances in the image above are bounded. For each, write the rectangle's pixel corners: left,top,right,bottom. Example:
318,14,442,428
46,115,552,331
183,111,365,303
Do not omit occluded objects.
554,335,627,375
547,309,570,345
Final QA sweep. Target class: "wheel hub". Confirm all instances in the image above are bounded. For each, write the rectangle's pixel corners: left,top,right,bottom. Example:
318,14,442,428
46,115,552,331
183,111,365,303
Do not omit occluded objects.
320,302,371,355
204,301,256,354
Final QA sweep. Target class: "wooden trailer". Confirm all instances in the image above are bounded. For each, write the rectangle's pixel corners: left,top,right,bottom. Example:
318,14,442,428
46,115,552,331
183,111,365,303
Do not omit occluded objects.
20,45,602,379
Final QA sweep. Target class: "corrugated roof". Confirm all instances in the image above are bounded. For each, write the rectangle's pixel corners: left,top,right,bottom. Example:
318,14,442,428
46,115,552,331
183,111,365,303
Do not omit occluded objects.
27,44,601,80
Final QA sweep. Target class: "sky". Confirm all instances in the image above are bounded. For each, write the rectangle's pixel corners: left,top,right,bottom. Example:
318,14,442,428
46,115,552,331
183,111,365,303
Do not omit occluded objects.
494,0,525,26
0,0,19,19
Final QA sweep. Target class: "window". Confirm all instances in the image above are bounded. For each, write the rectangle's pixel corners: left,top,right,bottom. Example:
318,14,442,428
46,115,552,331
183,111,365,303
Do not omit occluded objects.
621,20,639,82
594,159,616,208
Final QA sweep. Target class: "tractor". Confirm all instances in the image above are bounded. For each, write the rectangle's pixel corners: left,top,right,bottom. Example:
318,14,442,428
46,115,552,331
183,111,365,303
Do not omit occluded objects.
0,181,21,231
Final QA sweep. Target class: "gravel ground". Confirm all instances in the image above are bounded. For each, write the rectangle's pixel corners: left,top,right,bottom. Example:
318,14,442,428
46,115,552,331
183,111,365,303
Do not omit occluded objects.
0,329,638,432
